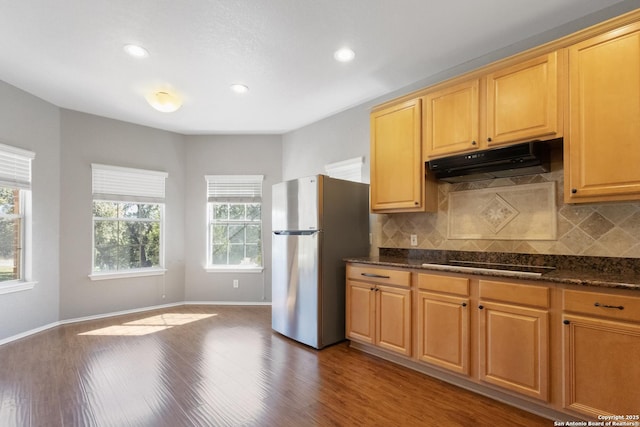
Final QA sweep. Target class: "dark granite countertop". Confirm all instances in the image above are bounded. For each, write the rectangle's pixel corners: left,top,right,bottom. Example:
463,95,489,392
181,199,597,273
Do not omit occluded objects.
345,249,640,291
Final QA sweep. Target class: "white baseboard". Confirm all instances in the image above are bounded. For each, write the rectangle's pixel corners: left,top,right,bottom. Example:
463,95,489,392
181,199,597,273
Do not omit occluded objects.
184,301,271,306
0,321,61,347
58,301,185,326
0,300,271,346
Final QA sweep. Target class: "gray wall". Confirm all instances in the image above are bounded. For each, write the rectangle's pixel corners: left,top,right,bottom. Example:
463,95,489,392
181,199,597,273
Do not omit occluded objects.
59,110,186,320
282,105,371,182
183,135,282,303
0,81,61,338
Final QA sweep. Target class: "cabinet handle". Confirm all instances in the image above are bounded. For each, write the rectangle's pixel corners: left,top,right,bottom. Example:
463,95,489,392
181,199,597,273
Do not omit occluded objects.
471,140,477,145
571,188,577,194
461,302,467,307
594,302,624,310
487,137,492,142
478,305,484,310
361,273,390,279
414,201,419,205
563,320,570,325
370,287,375,291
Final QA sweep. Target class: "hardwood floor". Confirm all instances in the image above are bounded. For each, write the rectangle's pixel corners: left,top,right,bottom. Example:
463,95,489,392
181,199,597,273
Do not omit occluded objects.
0,305,551,426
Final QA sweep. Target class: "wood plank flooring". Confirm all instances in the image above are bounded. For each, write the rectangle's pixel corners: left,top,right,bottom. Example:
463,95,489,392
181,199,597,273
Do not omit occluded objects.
0,305,552,426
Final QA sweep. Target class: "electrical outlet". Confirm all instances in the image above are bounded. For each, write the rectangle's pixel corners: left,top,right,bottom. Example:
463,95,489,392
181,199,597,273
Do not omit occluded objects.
233,279,239,288
410,234,418,246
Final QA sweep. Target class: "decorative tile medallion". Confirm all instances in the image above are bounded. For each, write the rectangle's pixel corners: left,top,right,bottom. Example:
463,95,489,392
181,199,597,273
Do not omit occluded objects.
448,182,556,240
479,194,519,233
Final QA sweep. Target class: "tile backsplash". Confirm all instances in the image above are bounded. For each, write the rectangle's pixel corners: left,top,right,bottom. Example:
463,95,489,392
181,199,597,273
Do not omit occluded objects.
375,168,640,258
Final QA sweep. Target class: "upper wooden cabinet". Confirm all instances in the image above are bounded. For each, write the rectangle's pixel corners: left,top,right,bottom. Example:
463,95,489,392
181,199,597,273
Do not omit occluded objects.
370,98,436,213
423,79,480,158
372,9,640,205
423,52,563,160
486,52,561,146
565,22,640,203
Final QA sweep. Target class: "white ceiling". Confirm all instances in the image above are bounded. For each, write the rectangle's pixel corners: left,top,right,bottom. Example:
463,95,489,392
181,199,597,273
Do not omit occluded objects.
0,1,628,135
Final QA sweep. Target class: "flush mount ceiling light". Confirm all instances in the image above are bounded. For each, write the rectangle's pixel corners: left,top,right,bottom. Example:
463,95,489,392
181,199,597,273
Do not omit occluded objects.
230,84,249,94
146,91,182,113
123,44,149,58
334,47,355,62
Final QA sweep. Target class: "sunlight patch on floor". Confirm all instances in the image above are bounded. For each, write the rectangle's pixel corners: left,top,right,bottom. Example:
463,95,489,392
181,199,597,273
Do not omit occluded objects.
78,313,217,336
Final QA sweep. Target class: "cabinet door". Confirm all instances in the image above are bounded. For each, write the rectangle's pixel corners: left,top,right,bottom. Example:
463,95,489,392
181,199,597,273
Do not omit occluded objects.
376,285,412,356
345,280,375,344
424,79,480,158
566,22,640,202
486,52,560,146
563,314,640,418
417,291,469,375
478,301,549,401
370,98,424,212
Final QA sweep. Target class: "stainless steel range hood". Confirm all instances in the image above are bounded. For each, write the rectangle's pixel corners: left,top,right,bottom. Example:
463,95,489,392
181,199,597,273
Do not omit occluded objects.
427,141,552,183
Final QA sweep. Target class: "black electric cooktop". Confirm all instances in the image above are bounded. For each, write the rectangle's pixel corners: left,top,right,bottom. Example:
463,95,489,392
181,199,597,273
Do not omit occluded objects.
421,260,555,277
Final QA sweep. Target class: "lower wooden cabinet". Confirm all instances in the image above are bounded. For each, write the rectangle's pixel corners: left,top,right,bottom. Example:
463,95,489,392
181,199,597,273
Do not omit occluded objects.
478,280,550,402
346,263,640,419
416,273,470,375
478,301,549,401
376,285,412,355
345,280,375,344
346,265,412,356
417,291,469,374
562,289,640,418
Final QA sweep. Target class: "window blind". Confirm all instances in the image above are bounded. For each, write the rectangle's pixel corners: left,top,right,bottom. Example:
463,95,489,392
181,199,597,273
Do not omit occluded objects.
92,164,168,203
206,175,264,203
0,143,35,190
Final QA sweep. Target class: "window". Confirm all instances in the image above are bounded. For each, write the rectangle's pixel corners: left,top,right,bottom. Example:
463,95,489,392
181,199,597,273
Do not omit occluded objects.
0,187,24,282
206,175,263,271
91,164,167,279
0,143,34,291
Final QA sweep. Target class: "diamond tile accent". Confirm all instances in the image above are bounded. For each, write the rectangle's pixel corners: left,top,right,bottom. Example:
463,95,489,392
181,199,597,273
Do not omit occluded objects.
479,195,519,233
577,212,614,240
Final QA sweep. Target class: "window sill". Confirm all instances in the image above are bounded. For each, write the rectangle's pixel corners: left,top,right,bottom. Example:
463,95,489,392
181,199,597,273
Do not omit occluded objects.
89,268,167,281
0,280,37,295
205,266,264,274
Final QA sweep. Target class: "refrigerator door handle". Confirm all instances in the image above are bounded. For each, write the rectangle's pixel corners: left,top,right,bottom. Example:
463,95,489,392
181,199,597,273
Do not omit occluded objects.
273,230,319,236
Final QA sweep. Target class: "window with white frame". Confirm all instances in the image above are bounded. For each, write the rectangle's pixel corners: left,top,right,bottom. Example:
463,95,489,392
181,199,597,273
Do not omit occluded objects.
91,164,167,277
206,175,263,270
0,143,34,285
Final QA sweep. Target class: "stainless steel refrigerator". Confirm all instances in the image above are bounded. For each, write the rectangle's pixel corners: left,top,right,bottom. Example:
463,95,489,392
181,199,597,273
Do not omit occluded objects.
271,175,369,349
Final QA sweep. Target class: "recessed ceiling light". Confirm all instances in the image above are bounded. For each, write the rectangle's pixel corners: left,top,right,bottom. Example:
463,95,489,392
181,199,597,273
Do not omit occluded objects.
146,91,182,113
123,44,149,58
230,84,249,94
334,47,355,62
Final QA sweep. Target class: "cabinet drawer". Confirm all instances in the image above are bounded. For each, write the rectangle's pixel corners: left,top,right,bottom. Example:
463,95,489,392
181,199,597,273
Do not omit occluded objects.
418,273,469,296
563,289,640,323
347,265,411,287
479,280,549,308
